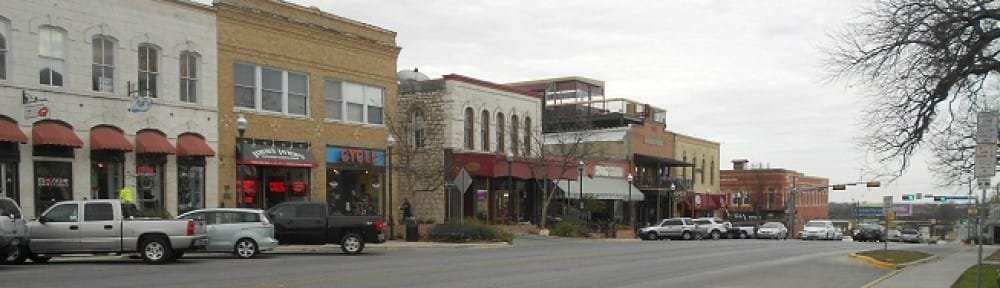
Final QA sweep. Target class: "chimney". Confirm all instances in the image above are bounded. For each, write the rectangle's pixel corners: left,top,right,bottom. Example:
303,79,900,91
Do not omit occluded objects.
732,159,748,170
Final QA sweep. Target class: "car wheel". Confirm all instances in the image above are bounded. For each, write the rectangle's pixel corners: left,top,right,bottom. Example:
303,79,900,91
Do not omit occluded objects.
645,232,658,241
710,230,721,240
341,233,365,254
235,238,259,259
28,254,51,264
694,232,704,240
682,231,692,241
740,232,749,239
4,245,28,265
140,237,173,264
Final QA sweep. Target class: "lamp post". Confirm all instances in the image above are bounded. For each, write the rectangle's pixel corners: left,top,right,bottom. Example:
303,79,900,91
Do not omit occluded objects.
627,173,634,232
668,183,676,218
506,152,514,224
235,115,248,208
578,160,585,222
386,134,396,240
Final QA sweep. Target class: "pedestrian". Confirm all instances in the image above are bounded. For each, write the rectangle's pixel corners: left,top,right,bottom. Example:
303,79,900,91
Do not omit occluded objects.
118,186,135,204
400,198,413,220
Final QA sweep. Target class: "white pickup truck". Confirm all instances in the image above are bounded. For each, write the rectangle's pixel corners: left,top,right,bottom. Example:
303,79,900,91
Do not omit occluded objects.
26,200,207,264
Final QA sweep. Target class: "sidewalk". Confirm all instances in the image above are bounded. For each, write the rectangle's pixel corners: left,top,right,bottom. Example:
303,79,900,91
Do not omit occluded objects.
873,246,999,288
271,240,512,253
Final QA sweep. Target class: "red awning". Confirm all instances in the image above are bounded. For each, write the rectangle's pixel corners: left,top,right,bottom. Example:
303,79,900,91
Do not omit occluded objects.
0,116,27,143
90,126,133,151
135,130,175,154
450,153,582,180
32,121,83,148
684,194,722,211
176,133,215,157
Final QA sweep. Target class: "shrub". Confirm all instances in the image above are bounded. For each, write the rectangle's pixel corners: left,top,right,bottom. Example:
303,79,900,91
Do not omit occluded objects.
428,219,514,243
552,219,591,238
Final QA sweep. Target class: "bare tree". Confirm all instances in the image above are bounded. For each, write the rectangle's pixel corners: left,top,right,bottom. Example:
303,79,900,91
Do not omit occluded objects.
528,124,603,230
827,0,1000,181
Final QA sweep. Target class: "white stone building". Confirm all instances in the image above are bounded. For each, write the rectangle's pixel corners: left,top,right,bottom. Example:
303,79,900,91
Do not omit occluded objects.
0,0,218,217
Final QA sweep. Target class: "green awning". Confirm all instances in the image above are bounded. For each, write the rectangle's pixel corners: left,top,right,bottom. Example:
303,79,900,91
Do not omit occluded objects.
554,177,644,201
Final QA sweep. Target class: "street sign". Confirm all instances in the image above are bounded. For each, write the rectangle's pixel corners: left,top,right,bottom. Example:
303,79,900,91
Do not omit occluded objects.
977,111,999,144
974,143,997,178
892,203,913,217
453,168,472,194
855,206,884,218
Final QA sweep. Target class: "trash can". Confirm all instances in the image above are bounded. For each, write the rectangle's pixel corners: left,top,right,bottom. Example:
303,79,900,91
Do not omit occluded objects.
406,218,419,242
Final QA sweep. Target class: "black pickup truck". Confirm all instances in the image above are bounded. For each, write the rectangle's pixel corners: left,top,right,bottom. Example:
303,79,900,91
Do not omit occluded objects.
265,202,385,254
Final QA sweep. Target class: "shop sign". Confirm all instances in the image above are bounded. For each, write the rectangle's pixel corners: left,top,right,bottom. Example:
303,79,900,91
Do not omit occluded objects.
292,180,307,195
136,166,157,176
593,165,624,178
326,146,385,167
269,181,287,193
477,189,488,201
241,146,317,168
241,179,256,195
37,177,69,188
252,147,308,161
24,102,50,121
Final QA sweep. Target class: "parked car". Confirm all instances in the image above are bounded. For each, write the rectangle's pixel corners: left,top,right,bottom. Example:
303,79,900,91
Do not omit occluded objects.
178,208,278,259
799,220,838,240
26,200,208,264
853,224,884,242
0,198,29,264
886,229,901,242
900,229,922,243
639,218,699,240
694,218,729,240
729,221,757,239
756,222,788,239
265,202,385,254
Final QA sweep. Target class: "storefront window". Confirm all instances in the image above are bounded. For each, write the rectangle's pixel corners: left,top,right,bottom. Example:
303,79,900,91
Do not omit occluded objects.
1,161,18,203
136,155,165,213
34,161,72,215
326,169,382,216
178,158,205,214
90,151,124,200
260,167,309,209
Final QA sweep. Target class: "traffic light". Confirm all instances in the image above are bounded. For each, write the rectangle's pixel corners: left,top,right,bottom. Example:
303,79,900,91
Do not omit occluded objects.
832,185,847,190
902,194,915,201
933,196,948,202
866,181,881,188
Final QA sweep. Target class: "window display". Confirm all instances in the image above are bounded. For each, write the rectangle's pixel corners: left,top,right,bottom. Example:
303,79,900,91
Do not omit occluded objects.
34,161,72,215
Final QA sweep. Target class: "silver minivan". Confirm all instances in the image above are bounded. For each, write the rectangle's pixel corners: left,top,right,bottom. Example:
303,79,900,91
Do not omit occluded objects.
178,208,278,259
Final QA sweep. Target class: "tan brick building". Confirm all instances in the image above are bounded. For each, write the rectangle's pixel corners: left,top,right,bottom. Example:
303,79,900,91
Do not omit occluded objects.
670,132,722,218
215,0,399,218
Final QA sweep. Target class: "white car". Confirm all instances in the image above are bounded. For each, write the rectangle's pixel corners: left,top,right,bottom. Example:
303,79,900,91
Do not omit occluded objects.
799,220,838,240
756,222,788,239
178,208,279,259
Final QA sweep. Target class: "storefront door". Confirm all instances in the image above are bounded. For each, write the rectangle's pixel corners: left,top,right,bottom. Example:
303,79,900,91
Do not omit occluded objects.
90,152,124,200
34,161,73,215
136,155,165,213
1,162,16,202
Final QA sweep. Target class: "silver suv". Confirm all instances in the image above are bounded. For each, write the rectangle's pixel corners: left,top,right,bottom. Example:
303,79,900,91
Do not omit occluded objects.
694,218,730,240
639,218,699,240
0,198,29,264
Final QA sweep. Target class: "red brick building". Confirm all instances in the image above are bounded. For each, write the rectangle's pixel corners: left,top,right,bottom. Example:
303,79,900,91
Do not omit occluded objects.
720,159,829,234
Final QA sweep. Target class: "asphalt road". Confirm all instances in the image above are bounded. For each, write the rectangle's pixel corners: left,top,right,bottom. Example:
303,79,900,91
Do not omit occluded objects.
0,238,906,288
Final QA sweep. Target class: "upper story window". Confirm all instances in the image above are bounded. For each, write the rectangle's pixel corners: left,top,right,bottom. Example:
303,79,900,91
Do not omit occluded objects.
464,107,474,150
234,63,310,116
412,109,425,148
524,117,532,155
701,158,706,184
496,112,505,153
137,44,159,97
0,17,9,81
39,26,66,87
324,80,382,124
710,160,715,185
511,115,520,156
481,110,490,151
92,35,115,92
179,51,199,103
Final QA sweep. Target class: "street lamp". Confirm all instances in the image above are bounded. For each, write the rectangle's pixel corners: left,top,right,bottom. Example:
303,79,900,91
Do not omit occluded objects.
627,173,634,232
668,183,676,218
236,114,248,208
386,134,396,239
578,160,585,222
506,152,514,224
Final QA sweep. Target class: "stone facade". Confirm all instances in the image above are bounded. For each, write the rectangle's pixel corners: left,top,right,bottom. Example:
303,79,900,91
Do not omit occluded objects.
215,0,399,211
0,0,218,217
394,79,449,222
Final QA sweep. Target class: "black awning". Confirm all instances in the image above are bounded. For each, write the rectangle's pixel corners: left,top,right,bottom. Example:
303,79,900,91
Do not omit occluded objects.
633,153,693,167
240,145,317,168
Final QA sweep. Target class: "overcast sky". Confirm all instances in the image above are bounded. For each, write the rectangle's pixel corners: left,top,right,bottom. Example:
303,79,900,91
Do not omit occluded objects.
202,0,970,203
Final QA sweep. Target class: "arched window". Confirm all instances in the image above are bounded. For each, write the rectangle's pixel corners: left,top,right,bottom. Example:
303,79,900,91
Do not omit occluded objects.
481,110,490,151
464,107,474,150
39,26,67,86
0,17,9,80
412,110,425,148
138,44,160,97
92,35,116,92
510,115,519,155
179,51,200,103
701,158,706,184
523,117,532,155
496,112,505,153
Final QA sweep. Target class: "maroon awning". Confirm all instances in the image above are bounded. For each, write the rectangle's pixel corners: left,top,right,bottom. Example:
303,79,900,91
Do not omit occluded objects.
176,133,215,157
90,126,133,151
135,129,175,154
0,116,27,143
32,120,83,148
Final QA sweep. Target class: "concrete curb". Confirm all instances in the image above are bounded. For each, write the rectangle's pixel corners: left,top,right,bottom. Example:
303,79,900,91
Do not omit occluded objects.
853,252,938,288
271,241,513,253
860,269,902,288
895,254,939,269
849,252,898,270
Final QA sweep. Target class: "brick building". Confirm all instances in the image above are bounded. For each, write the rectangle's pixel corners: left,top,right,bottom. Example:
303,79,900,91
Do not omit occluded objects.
215,0,399,217
720,159,829,234
670,132,722,218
